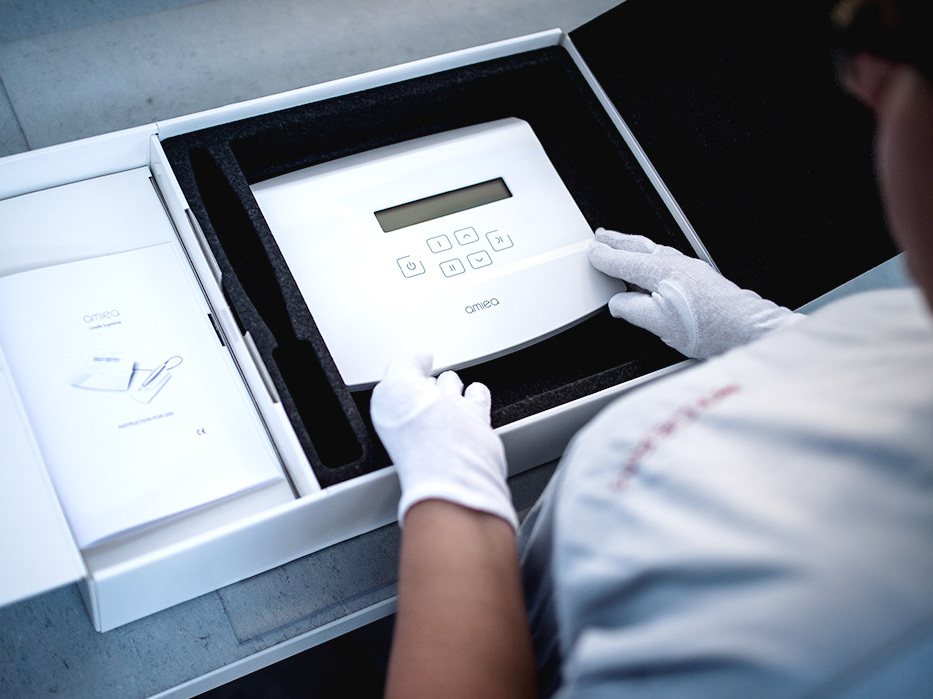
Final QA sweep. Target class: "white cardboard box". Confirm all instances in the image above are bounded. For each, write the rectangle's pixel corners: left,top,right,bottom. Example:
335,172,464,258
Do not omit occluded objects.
0,29,697,632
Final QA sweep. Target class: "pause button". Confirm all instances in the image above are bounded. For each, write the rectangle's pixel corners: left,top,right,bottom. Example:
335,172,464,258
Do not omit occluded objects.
441,259,466,277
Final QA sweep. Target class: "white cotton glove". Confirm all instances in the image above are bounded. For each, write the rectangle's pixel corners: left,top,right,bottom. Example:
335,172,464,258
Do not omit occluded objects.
370,354,517,530
588,229,801,359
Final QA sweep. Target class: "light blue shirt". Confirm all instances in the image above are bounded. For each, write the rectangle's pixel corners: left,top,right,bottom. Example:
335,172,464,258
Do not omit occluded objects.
521,289,933,697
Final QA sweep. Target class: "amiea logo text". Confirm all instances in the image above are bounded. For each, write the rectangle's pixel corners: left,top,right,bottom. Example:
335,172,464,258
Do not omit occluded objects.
83,309,120,323
464,298,500,314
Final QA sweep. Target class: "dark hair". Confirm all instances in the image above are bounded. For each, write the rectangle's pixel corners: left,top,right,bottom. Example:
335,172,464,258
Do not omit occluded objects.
833,0,933,80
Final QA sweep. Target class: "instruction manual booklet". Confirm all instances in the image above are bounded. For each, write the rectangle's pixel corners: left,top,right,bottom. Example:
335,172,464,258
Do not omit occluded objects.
0,242,284,548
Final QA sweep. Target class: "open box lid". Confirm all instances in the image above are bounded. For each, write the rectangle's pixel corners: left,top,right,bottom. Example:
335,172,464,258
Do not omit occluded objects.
0,128,157,609
0,360,86,606
0,144,286,611
569,0,896,309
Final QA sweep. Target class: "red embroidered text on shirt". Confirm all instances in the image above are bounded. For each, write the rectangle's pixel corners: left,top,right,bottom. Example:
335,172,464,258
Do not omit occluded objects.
610,383,741,492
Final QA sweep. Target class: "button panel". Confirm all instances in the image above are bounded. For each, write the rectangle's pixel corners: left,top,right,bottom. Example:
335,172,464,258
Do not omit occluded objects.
399,226,513,279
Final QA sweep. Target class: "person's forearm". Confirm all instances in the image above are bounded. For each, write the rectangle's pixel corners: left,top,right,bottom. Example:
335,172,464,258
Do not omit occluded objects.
385,500,536,699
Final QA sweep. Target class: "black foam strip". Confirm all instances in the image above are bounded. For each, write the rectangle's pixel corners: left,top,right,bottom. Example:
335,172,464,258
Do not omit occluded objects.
185,145,382,486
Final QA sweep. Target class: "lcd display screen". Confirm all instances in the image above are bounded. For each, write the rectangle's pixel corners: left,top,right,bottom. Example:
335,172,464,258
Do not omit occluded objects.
375,178,512,232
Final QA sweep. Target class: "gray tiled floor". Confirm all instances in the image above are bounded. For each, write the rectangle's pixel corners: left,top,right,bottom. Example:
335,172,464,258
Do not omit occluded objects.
0,0,620,157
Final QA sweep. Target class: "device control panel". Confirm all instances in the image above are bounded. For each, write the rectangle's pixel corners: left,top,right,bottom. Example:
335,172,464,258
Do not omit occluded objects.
251,118,623,389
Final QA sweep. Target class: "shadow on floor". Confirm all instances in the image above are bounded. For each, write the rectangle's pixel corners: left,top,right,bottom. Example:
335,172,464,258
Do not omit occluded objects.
199,614,394,698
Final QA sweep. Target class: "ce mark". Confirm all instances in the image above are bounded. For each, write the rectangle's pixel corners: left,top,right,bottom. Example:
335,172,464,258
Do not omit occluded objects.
196,428,208,436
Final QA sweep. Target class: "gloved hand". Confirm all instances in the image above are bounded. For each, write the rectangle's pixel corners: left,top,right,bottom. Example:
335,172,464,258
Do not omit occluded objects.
371,354,517,530
588,229,800,359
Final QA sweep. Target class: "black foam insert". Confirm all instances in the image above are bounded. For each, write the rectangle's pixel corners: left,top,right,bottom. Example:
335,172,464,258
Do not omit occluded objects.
162,3,895,487
163,45,686,486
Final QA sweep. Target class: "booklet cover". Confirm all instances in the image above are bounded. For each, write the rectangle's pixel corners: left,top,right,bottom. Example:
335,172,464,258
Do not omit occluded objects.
0,242,284,548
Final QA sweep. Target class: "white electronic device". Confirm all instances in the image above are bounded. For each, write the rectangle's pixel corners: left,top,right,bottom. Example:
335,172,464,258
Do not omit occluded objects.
251,118,623,390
